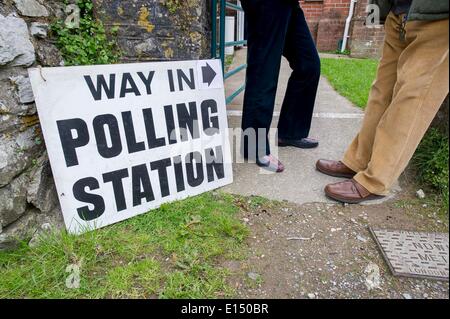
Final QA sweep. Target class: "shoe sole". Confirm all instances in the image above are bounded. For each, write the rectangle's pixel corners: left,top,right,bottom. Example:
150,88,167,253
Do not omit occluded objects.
278,141,318,149
241,156,284,173
324,190,384,204
256,161,284,173
316,165,355,179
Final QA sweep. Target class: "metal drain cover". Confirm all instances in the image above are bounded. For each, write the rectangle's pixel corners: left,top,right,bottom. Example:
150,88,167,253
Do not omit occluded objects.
370,228,449,281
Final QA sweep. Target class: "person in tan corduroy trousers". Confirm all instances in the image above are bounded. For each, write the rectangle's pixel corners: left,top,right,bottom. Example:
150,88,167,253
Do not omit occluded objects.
316,10,449,204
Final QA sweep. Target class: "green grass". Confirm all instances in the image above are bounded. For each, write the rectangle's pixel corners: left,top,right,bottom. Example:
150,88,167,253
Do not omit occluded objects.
0,192,248,299
225,55,234,71
413,129,449,214
320,58,379,108
320,49,351,56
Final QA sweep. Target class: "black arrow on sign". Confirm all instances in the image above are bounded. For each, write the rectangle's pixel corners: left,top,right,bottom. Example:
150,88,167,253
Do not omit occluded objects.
202,62,217,86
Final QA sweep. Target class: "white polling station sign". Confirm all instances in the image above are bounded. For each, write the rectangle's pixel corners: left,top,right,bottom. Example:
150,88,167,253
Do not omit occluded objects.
28,59,233,234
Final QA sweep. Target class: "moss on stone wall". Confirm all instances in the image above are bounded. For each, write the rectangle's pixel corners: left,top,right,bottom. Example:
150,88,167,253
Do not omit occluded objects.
51,0,121,66
163,0,182,14
94,0,210,62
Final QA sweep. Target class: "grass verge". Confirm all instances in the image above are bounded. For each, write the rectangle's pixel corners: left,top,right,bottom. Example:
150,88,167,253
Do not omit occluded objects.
0,192,249,299
413,128,449,214
320,57,379,108
225,55,234,71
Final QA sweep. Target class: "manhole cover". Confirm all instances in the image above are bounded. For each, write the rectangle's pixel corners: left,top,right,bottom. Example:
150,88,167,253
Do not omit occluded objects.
370,228,449,281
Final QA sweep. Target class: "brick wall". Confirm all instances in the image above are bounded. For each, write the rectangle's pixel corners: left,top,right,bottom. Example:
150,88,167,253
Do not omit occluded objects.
323,0,352,15
348,0,385,58
300,0,351,52
299,0,325,40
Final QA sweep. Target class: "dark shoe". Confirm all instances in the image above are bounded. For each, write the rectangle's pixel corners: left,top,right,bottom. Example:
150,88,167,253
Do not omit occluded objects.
324,179,384,204
256,155,285,173
316,159,356,179
278,137,319,149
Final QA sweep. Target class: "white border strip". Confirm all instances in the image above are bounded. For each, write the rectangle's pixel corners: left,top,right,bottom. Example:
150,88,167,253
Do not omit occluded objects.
227,110,364,119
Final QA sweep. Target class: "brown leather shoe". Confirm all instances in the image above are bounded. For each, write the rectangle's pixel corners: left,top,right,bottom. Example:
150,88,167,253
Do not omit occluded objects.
316,159,356,179
324,179,384,204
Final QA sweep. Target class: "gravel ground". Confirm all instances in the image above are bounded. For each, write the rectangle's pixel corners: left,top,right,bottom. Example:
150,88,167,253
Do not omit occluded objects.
224,190,449,299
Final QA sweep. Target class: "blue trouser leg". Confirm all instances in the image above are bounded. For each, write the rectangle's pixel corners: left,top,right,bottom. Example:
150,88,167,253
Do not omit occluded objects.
279,6,321,140
241,0,320,158
241,0,292,158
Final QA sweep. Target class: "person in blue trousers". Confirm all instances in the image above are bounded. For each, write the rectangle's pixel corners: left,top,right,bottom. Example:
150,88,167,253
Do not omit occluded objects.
240,0,321,172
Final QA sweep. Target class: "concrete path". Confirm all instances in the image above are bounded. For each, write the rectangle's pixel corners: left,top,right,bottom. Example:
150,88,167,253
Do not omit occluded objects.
222,48,399,205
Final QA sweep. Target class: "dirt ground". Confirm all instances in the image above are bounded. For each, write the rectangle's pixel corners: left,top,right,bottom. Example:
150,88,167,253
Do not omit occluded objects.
223,181,449,299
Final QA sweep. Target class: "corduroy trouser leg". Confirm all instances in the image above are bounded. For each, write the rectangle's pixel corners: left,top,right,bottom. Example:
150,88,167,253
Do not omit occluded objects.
343,13,449,195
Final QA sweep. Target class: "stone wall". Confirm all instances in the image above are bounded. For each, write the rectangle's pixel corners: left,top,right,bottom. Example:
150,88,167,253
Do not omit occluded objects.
0,0,212,250
0,0,66,250
94,0,211,62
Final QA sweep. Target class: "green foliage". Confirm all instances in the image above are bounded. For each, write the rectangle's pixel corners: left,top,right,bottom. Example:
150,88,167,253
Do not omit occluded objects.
164,0,182,14
320,58,379,108
0,192,248,299
336,49,351,55
225,55,234,71
321,50,351,56
51,0,121,66
413,129,449,211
